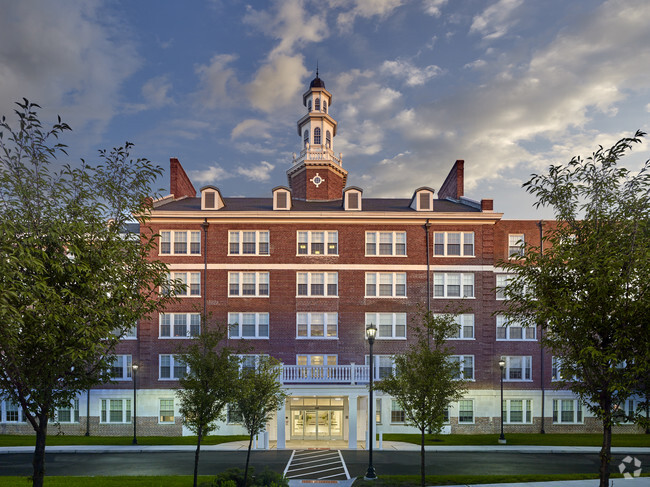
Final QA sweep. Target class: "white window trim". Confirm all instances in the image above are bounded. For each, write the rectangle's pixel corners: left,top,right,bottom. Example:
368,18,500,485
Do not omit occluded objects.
551,357,579,381
433,232,475,257
503,399,533,424
100,398,131,424
552,398,584,424
296,272,338,297
508,234,525,258
439,313,474,340
433,272,475,299
165,271,201,298
496,315,536,341
296,312,338,339
458,399,475,424
296,354,338,366
1,400,26,423
366,313,407,340
159,313,201,339
54,399,80,424
228,272,270,297
365,231,407,257
159,354,189,381
365,272,407,298
390,399,406,424
501,355,533,382
296,231,339,256
159,398,175,424
228,230,270,256
365,354,396,379
159,230,201,256
228,312,270,339
450,355,475,380
111,354,133,381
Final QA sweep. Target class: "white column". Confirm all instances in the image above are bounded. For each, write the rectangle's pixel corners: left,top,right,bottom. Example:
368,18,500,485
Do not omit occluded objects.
276,401,286,449
348,394,358,449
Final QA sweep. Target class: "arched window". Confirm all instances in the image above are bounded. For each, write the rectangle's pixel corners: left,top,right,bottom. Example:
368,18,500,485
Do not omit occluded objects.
326,131,331,148
314,128,321,145
315,98,320,111
303,129,309,147
323,100,327,113
308,100,312,112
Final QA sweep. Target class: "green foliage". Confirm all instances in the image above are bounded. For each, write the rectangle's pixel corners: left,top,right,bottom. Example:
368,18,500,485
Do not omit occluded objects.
199,467,289,487
0,99,175,486
501,130,650,486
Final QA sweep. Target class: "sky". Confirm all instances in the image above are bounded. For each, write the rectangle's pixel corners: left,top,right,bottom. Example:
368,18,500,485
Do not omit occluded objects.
1,0,649,219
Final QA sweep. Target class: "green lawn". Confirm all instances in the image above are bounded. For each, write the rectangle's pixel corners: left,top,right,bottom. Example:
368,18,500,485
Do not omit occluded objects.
0,434,248,447
382,433,650,447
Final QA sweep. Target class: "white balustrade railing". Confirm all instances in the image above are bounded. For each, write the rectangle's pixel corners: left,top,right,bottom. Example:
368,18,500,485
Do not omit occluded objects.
292,147,342,166
281,364,371,384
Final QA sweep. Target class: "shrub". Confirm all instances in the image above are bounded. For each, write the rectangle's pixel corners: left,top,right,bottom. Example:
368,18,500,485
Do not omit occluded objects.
200,467,288,487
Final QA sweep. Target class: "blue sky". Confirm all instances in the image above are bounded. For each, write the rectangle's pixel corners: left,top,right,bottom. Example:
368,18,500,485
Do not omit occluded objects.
1,0,649,218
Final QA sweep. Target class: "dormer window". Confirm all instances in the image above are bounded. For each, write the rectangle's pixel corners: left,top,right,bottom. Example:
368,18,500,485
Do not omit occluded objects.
314,127,321,145
344,187,363,211
410,187,434,211
201,186,224,210
303,129,309,148
326,131,331,148
315,98,320,111
273,187,292,210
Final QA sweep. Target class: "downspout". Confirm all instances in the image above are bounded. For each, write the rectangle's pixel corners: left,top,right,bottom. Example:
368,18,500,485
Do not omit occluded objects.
537,220,545,434
425,219,432,346
201,218,209,317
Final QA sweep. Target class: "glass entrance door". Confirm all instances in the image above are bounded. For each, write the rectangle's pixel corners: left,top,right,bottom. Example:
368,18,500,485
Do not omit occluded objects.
289,398,345,441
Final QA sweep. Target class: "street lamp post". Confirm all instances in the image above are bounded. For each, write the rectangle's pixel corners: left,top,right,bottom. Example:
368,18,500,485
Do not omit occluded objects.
132,363,139,445
498,359,506,444
365,323,377,481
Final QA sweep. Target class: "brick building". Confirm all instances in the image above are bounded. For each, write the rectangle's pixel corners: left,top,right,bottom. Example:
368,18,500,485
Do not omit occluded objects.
0,73,642,443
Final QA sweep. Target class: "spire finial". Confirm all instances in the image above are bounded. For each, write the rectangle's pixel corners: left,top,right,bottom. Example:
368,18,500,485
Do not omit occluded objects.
316,61,319,78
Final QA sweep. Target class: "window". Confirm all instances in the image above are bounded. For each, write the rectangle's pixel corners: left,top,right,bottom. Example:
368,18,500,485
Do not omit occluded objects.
304,129,309,147
323,100,327,112
501,356,532,381
229,272,269,297
391,400,405,423
113,323,137,340
229,231,269,256
508,234,525,258
503,399,533,424
376,398,382,424
56,399,80,423
160,230,201,255
366,232,406,256
433,232,474,256
458,400,474,423
160,313,201,338
314,127,321,145
365,273,406,297
366,313,406,339
297,355,337,367
296,312,338,338
438,314,474,340
495,274,513,300
449,355,474,380
297,231,338,255
614,399,641,423
160,354,188,380
551,357,578,381
433,273,474,298
100,399,131,423
110,354,132,380
159,399,174,423
366,355,395,379
553,399,583,424
307,100,312,112
228,312,269,339
315,98,320,111
165,272,201,297
227,404,243,424
297,272,338,297
2,400,25,422
326,130,331,148
496,315,536,340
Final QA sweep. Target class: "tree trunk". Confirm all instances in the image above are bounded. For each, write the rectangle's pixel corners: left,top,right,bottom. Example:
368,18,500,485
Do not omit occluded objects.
243,432,254,487
599,419,612,487
32,416,48,487
193,424,203,487
420,427,426,487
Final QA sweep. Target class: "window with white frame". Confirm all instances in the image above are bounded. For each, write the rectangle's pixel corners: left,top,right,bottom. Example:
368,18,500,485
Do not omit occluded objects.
366,313,407,339
365,272,407,297
366,231,406,256
391,399,405,423
110,354,132,380
495,274,514,300
376,398,382,424
365,355,395,379
508,234,525,258
160,313,201,338
553,399,583,424
100,398,131,423
433,273,474,298
503,399,533,423
160,230,201,255
112,323,137,340
297,231,338,255
1,400,25,422
458,399,474,423
551,357,578,381
501,356,532,381
229,231,270,256
614,399,641,423
55,399,80,423
239,354,267,373
433,232,474,257
165,272,201,297
160,354,188,380
496,315,536,340
296,312,338,338
297,355,337,367
227,403,243,423
228,312,269,339
159,399,174,423
229,272,270,297
438,314,474,340
297,272,338,297
449,355,474,380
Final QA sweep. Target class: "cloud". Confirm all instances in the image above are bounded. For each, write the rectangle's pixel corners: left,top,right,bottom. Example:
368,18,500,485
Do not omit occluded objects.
470,0,523,40
194,53,240,109
330,0,405,32
231,119,273,140
237,161,275,181
463,59,487,70
189,164,233,185
246,55,308,112
381,59,443,86
422,0,448,17
142,75,173,108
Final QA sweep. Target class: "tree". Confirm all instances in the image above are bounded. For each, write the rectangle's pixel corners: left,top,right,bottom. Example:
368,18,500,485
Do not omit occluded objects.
501,131,650,487
375,310,467,487
235,356,287,487
0,100,174,487
177,324,240,487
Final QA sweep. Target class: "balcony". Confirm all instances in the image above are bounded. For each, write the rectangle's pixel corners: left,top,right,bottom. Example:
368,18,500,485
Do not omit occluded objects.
292,147,342,167
281,364,370,385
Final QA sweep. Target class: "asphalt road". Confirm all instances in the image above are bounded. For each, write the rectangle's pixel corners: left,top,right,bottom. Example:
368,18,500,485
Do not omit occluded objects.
2,451,649,478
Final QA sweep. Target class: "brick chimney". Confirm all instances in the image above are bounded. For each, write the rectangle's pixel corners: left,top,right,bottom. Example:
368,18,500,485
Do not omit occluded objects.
438,160,464,200
169,158,196,199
